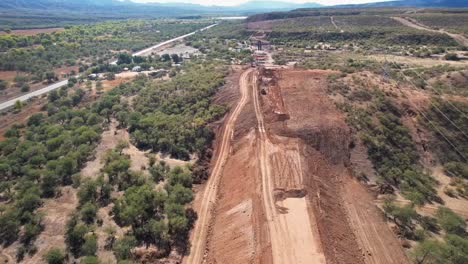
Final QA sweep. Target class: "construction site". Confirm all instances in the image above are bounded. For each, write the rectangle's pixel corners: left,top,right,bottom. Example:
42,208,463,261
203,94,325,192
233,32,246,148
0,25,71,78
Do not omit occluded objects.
185,66,412,264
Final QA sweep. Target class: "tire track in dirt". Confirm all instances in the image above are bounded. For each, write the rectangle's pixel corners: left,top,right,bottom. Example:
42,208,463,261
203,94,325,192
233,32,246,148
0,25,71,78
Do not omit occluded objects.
392,16,468,46
252,72,326,264
184,69,253,264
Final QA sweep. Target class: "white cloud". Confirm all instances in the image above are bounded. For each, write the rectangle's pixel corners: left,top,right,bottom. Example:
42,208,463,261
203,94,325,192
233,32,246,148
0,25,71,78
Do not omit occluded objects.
132,0,392,7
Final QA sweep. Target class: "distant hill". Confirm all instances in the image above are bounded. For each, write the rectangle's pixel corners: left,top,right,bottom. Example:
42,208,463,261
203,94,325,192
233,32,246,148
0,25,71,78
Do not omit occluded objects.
1,0,467,29
0,0,322,15
337,0,468,8
234,1,322,11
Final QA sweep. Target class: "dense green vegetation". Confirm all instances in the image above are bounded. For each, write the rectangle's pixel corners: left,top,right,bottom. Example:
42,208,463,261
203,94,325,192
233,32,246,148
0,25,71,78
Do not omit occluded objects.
329,77,438,205
384,199,468,264
265,20,457,48
112,63,228,160
0,0,213,29
0,57,229,261
246,9,462,52
186,22,252,64
424,99,468,198
0,85,101,259
0,20,211,81
329,67,467,263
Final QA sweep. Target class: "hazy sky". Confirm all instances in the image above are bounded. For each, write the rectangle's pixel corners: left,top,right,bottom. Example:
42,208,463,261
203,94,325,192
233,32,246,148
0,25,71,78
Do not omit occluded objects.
133,0,391,6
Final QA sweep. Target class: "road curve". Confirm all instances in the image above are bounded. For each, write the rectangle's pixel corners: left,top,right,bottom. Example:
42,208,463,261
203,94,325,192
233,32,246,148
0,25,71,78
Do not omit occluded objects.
392,17,468,46
184,69,253,264
0,24,217,111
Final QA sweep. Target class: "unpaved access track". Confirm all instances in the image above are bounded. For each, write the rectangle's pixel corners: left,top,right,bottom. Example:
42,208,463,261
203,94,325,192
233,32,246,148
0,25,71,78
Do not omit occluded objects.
392,16,468,46
184,69,253,264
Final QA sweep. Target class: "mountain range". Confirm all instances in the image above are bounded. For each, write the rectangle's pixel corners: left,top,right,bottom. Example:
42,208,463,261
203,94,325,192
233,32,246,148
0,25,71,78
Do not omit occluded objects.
337,0,468,8
1,0,467,15
1,0,467,29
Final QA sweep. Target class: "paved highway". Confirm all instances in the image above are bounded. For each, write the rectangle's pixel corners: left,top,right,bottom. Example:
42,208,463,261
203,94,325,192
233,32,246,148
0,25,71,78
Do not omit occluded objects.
0,23,217,111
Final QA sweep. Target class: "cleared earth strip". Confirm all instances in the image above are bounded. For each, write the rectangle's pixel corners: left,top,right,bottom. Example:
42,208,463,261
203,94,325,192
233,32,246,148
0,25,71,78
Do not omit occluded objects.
184,68,253,264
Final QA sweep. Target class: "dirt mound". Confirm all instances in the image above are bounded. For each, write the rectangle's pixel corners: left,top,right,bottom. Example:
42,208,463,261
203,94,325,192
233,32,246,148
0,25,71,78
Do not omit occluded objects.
261,69,351,165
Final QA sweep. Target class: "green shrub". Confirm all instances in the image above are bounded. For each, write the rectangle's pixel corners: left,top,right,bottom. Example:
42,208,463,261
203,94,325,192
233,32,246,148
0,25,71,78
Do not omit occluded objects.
113,236,137,261
445,53,460,61
44,248,66,264
436,207,466,236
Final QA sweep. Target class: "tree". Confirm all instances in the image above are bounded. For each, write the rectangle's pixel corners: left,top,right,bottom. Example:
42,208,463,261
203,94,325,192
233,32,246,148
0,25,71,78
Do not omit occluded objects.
116,140,129,155
20,83,30,92
411,239,446,264
436,207,466,235
96,81,103,94
171,54,181,64
27,113,45,127
113,184,166,229
133,56,145,64
45,72,57,83
117,53,133,65
82,234,98,256
81,202,98,224
445,53,460,61
383,200,418,237
65,216,88,256
149,162,168,183
168,184,193,205
106,72,116,81
0,207,20,245
17,192,42,215
161,54,171,62
0,79,8,90
14,100,23,111
103,152,131,185
81,256,101,264
48,90,59,102
44,248,66,264
78,180,98,206
113,235,137,261
146,219,169,248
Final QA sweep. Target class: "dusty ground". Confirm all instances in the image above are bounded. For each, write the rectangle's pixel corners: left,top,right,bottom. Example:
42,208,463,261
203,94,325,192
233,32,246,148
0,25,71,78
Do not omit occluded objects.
190,68,410,264
0,28,64,36
0,71,21,82
1,186,78,264
369,54,468,67
155,43,200,56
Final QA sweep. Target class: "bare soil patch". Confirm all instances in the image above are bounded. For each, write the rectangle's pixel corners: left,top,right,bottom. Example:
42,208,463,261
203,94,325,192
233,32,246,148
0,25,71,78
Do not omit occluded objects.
0,71,21,82
264,69,409,264
1,186,78,264
370,54,468,67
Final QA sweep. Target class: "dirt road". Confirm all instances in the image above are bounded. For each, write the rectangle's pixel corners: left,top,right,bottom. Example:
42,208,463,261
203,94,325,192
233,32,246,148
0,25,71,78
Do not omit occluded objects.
252,72,326,264
184,69,253,264
331,16,339,29
392,17,468,46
